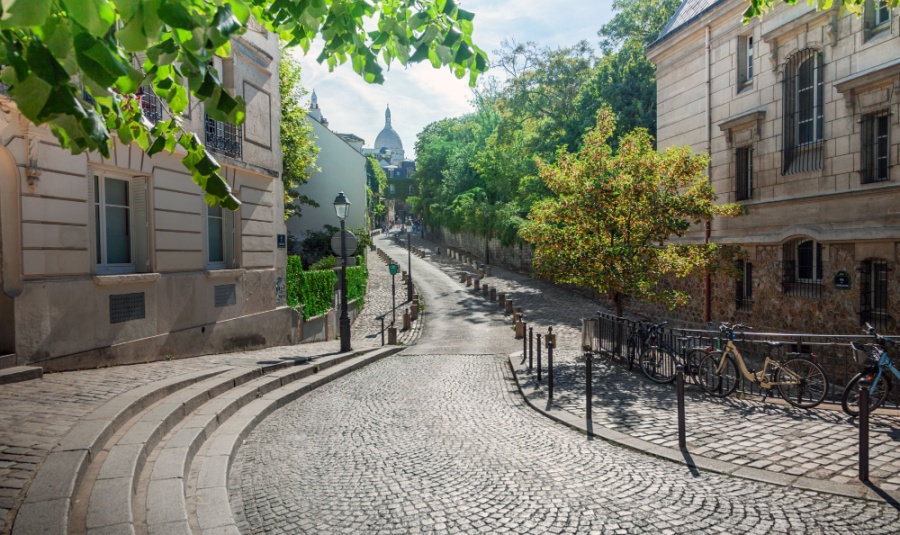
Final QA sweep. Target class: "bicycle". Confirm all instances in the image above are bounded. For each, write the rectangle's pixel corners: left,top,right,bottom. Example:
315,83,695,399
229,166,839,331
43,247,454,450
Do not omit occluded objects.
639,323,712,384
696,322,829,409
624,321,656,371
841,323,899,417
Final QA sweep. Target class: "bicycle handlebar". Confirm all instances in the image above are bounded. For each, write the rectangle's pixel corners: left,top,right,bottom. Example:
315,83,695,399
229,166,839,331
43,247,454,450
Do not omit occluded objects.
864,322,896,346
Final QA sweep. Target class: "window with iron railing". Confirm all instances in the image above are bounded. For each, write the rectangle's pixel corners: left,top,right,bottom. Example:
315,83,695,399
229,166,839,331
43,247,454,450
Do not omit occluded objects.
735,147,753,200
860,258,890,330
139,86,163,124
862,111,890,184
782,49,824,175
204,114,242,159
736,259,754,310
782,238,823,297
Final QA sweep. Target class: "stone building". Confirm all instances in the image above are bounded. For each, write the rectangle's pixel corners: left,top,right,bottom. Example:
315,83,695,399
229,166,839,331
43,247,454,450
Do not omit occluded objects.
645,0,898,334
0,27,292,370
362,105,417,224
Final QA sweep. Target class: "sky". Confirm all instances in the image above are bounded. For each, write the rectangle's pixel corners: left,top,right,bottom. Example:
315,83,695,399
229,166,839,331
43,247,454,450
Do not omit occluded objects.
292,1,615,159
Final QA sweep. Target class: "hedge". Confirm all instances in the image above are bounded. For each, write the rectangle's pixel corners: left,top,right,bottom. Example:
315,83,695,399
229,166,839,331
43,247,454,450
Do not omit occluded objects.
345,264,368,302
286,255,303,308
286,255,368,320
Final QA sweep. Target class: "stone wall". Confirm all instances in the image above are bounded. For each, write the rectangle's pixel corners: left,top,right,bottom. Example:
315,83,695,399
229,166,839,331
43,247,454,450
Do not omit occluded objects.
435,228,534,274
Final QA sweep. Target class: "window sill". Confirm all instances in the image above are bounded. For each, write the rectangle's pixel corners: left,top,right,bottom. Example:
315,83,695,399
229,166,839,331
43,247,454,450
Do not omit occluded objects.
205,268,244,279
93,273,161,286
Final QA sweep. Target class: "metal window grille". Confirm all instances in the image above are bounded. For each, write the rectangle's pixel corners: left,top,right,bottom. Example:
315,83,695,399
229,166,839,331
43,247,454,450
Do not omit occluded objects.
110,293,145,324
860,259,890,330
782,239,822,297
215,284,237,308
204,114,242,159
862,111,890,184
782,49,824,175
735,147,753,200
139,86,163,124
736,260,754,310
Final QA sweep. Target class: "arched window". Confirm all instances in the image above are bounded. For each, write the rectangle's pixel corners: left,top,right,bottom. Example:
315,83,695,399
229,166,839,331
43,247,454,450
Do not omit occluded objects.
782,49,824,174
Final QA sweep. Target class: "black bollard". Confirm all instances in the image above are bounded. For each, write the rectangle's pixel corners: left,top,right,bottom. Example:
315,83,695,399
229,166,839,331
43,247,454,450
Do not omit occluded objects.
859,378,871,482
522,321,528,364
585,351,593,420
537,334,543,382
529,327,534,373
380,315,385,346
548,340,554,402
676,364,686,449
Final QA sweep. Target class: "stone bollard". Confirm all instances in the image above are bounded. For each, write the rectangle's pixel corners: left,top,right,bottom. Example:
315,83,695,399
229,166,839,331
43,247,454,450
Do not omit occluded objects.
403,309,411,331
402,271,408,281
513,312,522,323
515,321,525,339
485,266,492,276
388,326,398,345
466,275,473,287
411,302,419,321
478,269,485,278
482,284,489,297
498,293,506,308
474,278,481,290
459,272,467,282
505,299,514,314
490,288,497,301
514,307,523,318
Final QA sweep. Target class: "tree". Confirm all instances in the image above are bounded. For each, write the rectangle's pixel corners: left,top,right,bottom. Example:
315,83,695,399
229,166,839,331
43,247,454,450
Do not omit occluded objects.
366,156,388,226
0,0,488,209
744,0,898,21
280,52,319,219
520,109,744,317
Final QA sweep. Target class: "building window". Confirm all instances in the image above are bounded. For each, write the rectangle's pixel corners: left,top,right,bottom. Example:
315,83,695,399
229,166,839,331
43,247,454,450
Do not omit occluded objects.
860,258,890,330
875,0,891,25
205,202,234,269
862,111,890,184
864,0,893,39
93,174,132,274
139,86,163,124
735,147,753,200
736,259,753,310
737,35,754,89
783,49,824,175
782,238,823,297
389,184,395,195
205,114,242,159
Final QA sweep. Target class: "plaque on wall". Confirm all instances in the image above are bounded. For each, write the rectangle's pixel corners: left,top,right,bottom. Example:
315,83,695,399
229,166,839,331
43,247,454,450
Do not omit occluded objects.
834,270,851,290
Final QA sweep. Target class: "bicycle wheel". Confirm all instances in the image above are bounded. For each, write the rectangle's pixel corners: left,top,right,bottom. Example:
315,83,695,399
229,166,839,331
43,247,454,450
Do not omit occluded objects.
697,351,739,398
775,358,828,409
640,346,677,383
626,337,637,371
684,347,709,377
841,372,890,417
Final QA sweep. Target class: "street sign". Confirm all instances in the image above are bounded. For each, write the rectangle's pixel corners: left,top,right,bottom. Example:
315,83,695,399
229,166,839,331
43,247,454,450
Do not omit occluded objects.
335,256,357,267
388,263,399,276
331,230,358,256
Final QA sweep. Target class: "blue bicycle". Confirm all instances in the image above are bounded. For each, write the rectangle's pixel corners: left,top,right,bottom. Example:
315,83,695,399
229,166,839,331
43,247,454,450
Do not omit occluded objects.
841,323,899,417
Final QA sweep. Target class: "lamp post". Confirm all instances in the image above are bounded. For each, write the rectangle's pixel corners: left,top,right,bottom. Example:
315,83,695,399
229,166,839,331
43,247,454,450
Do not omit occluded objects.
388,263,399,325
333,191,352,353
407,232,413,301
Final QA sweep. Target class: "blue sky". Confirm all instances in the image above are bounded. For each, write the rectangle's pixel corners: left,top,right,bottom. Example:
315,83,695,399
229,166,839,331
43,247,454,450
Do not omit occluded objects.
292,1,614,159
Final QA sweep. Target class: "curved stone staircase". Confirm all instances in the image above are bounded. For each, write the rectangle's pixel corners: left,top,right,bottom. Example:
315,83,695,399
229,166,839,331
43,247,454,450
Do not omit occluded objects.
12,346,400,535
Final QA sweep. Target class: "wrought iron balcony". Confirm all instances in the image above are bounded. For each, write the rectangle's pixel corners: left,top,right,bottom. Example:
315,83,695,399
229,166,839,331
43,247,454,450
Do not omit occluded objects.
139,86,163,124
204,114,242,160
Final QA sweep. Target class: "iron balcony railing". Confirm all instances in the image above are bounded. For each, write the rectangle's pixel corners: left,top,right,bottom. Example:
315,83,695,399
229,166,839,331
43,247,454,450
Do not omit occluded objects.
139,86,163,124
204,114,242,160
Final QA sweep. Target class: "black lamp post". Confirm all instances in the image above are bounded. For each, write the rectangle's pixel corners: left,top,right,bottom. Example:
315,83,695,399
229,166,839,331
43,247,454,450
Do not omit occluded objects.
334,191,352,353
407,232,413,301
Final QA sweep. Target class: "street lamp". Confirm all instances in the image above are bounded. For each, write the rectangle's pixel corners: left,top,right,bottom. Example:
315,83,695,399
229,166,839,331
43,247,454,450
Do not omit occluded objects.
334,191,352,353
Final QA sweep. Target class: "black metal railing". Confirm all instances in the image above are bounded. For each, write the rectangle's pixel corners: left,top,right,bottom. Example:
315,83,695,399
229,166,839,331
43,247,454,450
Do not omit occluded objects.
860,258,891,331
140,86,163,124
205,114,242,159
782,48,824,175
585,311,900,409
862,111,890,184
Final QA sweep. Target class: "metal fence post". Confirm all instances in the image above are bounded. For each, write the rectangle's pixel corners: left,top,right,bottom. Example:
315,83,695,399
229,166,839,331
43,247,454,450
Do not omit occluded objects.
677,364,686,449
859,378,871,482
548,340,554,402
522,321,528,364
537,334,542,382
585,351,593,421
529,327,534,373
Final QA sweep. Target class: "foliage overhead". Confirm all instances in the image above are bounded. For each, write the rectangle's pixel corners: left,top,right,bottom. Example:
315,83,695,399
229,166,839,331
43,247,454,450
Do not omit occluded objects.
743,0,898,22
280,52,319,219
520,109,744,316
0,0,488,209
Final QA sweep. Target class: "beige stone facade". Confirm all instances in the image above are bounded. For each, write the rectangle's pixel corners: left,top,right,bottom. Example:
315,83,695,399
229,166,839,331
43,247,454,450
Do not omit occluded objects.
646,0,900,334
0,29,293,369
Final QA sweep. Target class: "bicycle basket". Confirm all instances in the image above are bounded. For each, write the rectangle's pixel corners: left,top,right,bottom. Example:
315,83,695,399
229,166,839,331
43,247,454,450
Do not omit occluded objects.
850,341,879,366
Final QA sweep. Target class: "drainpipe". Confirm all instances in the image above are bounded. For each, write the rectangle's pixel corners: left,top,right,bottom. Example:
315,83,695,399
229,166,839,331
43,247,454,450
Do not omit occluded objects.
705,24,712,324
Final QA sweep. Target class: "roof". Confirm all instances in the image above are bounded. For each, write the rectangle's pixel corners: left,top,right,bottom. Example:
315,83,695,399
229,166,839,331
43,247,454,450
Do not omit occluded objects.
650,0,727,50
374,125,403,152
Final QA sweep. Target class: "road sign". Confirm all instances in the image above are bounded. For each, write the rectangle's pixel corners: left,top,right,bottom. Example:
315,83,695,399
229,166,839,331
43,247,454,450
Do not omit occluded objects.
335,256,357,267
388,263,399,276
331,230,358,256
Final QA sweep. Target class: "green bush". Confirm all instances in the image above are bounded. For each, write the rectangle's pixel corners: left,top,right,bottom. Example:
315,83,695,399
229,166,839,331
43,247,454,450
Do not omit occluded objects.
309,255,336,270
298,269,338,320
345,265,369,302
286,255,303,307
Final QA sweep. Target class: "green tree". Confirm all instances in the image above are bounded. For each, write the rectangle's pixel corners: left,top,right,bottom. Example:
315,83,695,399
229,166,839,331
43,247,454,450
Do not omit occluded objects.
0,0,488,209
744,0,897,21
520,109,744,317
366,156,388,225
280,52,319,219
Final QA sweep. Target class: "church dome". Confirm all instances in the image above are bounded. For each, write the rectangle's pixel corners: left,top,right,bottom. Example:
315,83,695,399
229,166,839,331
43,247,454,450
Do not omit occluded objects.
374,105,403,154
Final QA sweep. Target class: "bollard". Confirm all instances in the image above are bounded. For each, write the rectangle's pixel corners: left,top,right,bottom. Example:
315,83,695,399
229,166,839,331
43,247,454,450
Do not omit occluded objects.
548,340,554,402
380,316,385,346
505,299,514,314
466,274,473,287
859,378,871,482
411,302,419,321
388,326,398,345
529,327,534,373
474,278,481,290
482,284,489,297
545,326,556,348
459,272,467,283
536,333,542,382
521,321,528,363
498,293,506,307
585,351,593,420
515,320,525,339
490,288,497,301
486,265,492,276
676,364,686,449
403,309,411,331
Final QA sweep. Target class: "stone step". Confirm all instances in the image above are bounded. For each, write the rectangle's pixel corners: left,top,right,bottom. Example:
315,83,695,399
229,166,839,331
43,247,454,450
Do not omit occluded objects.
0,365,42,385
11,367,229,535
0,353,17,369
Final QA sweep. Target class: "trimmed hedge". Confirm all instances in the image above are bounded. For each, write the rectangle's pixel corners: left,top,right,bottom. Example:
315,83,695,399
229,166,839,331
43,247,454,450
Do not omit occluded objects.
298,269,338,320
345,264,368,302
286,255,303,308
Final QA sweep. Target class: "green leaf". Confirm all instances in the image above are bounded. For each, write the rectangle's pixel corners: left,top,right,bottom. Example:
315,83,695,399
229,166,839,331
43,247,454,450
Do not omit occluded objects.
456,8,475,21
211,4,242,43
158,1,197,30
409,43,430,63
8,75,52,120
147,133,166,156
409,12,429,30
0,0,52,28
61,0,115,35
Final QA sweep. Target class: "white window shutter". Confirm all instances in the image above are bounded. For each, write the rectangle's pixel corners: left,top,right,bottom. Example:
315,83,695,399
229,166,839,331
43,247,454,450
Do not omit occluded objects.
132,176,150,272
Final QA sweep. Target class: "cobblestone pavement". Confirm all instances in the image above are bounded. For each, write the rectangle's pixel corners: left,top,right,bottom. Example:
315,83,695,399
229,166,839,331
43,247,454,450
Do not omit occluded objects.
230,353,900,534
404,234,900,491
